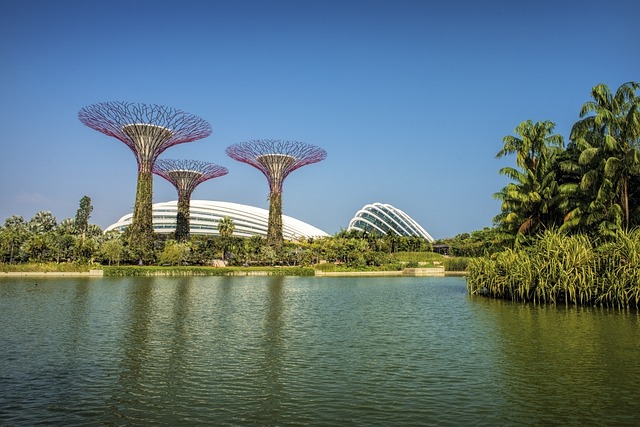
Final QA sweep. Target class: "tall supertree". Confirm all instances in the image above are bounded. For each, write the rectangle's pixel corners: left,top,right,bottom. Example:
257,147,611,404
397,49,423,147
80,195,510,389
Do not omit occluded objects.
226,139,327,251
78,102,212,261
153,159,228,241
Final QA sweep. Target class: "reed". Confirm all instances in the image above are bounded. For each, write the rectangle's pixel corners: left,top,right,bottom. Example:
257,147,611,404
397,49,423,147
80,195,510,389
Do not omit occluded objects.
467,229,640,308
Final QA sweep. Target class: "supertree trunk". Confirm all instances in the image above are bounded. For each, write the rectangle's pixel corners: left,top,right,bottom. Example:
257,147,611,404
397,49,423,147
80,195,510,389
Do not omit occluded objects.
268,190,284,252
175,190,191,242
128,169,154,262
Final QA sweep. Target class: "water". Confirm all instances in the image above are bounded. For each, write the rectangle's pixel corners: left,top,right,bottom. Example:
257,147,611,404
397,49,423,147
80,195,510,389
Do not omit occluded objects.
1,276,639,426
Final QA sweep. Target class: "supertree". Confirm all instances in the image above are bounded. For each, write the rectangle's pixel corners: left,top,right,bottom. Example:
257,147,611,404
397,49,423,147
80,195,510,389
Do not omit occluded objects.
226,139,327,251
78,102,211,261
153,159,228,241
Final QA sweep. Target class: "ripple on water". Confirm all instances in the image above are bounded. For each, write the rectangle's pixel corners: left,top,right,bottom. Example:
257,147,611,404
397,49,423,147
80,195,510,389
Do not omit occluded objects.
1,276,640,426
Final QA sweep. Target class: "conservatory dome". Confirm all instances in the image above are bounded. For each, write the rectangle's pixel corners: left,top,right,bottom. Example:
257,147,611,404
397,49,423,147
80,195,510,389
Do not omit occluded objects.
347,202,434,242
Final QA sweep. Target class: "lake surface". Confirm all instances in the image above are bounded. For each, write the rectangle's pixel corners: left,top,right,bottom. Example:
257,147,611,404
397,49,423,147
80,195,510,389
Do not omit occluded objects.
1,276,639,426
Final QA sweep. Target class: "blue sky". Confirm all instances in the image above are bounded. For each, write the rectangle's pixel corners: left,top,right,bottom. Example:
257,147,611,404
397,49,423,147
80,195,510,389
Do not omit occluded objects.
1,0,638,239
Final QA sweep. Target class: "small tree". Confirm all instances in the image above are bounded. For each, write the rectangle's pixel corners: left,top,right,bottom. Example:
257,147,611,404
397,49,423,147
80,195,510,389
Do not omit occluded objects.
158,240,190,266
100,238,124,266
75,196,93,243
76,237,97,263
23,233,54,262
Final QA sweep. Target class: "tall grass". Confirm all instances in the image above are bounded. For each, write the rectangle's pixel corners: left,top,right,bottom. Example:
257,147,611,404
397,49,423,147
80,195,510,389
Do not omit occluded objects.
0,262,99,273
392,251,445,263
467,229,640,308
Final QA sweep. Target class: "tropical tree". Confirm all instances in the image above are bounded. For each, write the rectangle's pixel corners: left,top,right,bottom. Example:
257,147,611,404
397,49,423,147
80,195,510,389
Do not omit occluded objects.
244,235,265,264
75,237,97,263
23,232,55,262
0,215,29,262
158,240,190,266
100,238,124,266
562,82,640,234
75,196,93,243
494,120,565,239
28,211,57,234
218,216,235,237
217,216,235,260
57,218,77,235
86,224,103,239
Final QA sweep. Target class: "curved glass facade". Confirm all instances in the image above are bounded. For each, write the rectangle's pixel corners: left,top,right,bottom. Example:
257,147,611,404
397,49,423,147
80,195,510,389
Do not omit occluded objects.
105,200,329,240
347,202,434,242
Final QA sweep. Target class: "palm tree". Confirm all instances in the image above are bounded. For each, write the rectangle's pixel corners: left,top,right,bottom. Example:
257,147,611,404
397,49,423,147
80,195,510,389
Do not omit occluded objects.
218,216,235,238
565,82,640,233
497,120,563,171
494,120,565,239
217,216,235,260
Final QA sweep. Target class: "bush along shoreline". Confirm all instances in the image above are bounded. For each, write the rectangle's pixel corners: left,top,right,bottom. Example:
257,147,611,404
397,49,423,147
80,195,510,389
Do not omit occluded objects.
101,266,316,277
466,229,640,308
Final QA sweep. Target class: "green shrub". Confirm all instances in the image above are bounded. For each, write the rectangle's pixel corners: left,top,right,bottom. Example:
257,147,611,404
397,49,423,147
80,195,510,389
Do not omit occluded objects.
443,257,469,271
102,265,315,277
314,263,338,272
393,251,444,263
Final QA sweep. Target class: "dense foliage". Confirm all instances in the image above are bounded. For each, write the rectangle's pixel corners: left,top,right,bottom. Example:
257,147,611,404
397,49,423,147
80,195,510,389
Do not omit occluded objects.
494,82,640,242
435,227,506,257
468,81,640,307
0,197,103,265
0,201,437,270
467,229,640,308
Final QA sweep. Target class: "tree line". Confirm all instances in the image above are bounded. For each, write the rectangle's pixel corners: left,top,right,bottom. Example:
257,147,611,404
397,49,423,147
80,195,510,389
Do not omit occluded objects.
0,197,434,267
465,81,640,307
493,81,640,243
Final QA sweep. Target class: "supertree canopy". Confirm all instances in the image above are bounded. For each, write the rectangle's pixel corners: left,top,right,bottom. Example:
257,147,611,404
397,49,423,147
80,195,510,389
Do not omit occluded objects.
153,159,228,241
78,101,212,261
226,139,327,251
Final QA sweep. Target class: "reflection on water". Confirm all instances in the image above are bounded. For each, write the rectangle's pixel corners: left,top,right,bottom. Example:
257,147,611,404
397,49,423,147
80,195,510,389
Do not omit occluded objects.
258,276,286,422
1,276,639,426
478,300,640,425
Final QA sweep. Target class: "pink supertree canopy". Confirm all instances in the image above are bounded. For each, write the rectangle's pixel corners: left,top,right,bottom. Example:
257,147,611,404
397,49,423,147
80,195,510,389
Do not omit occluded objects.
225,139,327,192
153,159,228,197
78,101,212,170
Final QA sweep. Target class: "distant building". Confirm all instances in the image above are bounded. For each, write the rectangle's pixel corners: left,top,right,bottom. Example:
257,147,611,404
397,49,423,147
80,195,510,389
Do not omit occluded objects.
105,200,329,240
347,202,434,242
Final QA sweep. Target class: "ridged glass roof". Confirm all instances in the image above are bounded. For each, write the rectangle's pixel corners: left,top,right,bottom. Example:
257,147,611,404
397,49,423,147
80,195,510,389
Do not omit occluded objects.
347,202,434,242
